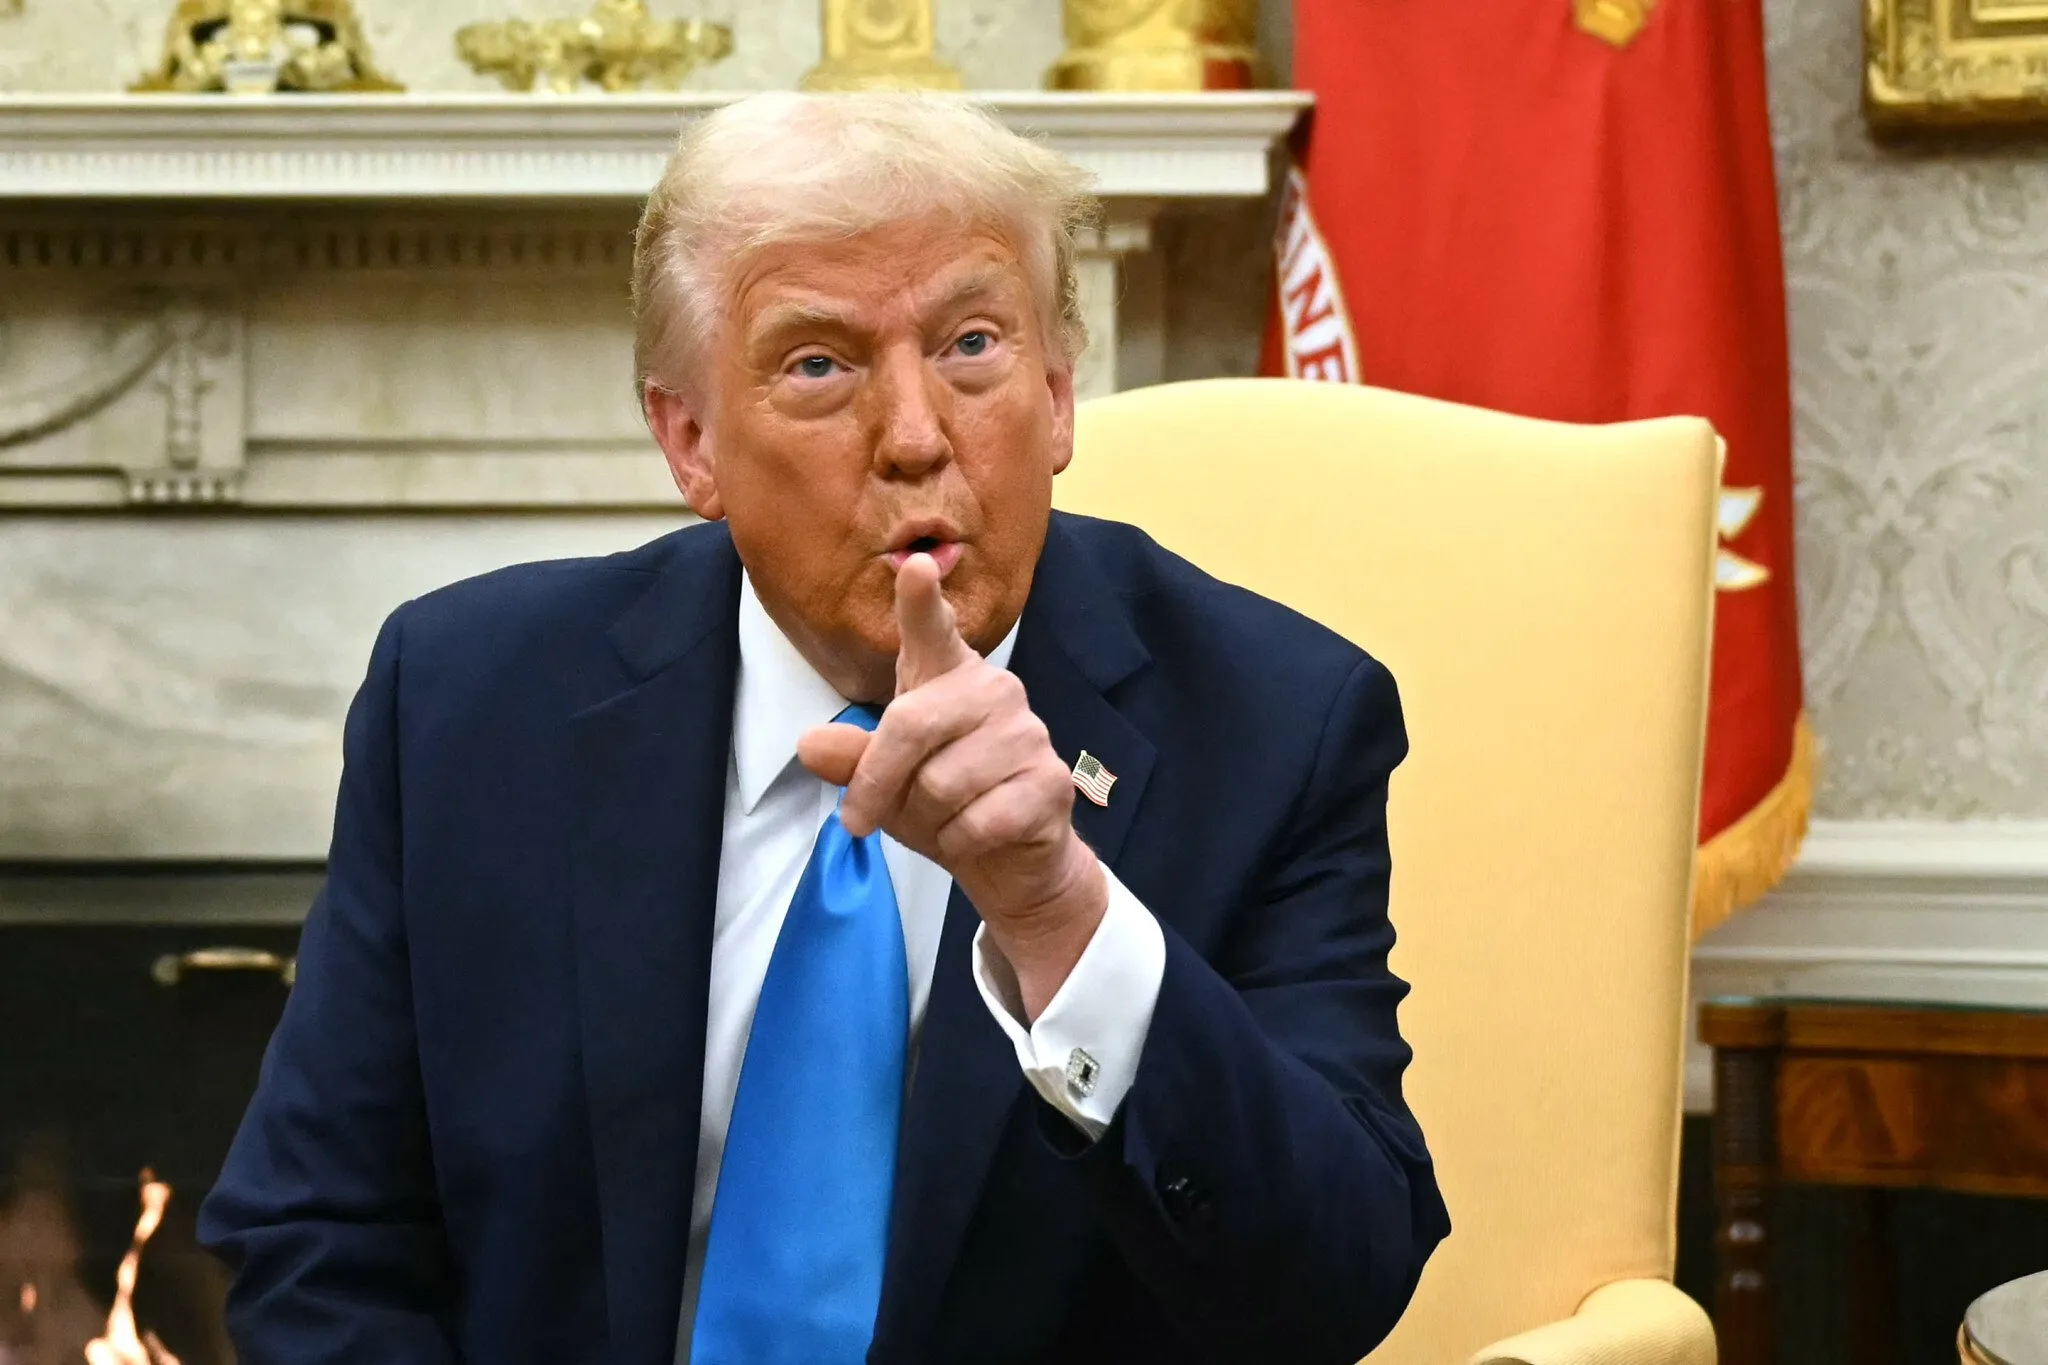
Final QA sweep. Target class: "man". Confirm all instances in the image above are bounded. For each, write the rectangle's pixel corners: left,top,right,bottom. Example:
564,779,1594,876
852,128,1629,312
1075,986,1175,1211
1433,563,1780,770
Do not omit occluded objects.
200,93,1447,1365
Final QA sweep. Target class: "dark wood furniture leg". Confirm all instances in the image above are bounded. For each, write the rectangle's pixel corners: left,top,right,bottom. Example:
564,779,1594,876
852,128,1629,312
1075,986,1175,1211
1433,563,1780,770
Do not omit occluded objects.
1703,1003,1784,1365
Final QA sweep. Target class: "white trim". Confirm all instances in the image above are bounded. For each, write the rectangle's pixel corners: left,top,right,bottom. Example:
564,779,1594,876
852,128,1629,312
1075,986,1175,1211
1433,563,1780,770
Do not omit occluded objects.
1778,817,2048,880
0,92,1311,201
1685,818,2048,1111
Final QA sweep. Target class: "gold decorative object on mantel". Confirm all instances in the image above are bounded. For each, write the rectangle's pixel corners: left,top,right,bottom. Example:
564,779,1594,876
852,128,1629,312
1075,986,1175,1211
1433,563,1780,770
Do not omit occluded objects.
131,0,402,94
457,0,731,95
1047,0,1260,92
802,0,961,92
1867,0,2048,127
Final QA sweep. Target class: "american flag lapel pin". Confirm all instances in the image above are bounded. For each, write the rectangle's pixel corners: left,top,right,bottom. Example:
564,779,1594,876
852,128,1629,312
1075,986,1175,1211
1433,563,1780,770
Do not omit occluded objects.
1071,750,1117,807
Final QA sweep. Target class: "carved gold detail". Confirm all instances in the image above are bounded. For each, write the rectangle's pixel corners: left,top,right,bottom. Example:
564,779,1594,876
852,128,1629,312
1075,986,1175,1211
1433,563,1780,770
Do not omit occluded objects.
1573,0,1656,48
456,0,731,95
1047,0,1260,91
131,0,401,94
1867,0,2048,125
801,0,962,92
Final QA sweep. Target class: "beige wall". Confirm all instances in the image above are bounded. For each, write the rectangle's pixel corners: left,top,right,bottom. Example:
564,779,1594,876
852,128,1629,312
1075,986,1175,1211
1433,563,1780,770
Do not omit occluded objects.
6,0,2045,820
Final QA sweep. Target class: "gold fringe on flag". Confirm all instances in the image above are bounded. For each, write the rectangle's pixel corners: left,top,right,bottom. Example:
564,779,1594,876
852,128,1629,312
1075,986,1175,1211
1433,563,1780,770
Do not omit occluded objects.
1689,713,1815,940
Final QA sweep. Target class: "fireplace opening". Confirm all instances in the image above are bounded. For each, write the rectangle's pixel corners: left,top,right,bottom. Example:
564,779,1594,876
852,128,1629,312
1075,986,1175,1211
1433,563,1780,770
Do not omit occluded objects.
0,901,308,1365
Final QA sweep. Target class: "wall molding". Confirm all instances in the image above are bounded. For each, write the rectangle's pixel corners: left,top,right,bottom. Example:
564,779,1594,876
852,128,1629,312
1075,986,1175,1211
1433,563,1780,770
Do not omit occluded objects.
1685,818,2048,1109
0,92,1309,202
0,217,639,275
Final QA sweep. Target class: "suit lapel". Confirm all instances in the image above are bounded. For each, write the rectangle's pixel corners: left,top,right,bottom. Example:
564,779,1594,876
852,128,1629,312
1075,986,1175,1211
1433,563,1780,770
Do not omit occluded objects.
872,515,1158,1361
570,526,742,1365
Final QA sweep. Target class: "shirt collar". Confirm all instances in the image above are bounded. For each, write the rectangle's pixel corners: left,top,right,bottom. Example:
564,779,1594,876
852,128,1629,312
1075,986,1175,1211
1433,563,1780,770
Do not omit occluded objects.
732,570,1021,814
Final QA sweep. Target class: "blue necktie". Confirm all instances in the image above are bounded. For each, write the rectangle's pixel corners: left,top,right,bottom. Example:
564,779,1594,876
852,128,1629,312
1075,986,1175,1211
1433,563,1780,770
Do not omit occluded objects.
691,704,907,1365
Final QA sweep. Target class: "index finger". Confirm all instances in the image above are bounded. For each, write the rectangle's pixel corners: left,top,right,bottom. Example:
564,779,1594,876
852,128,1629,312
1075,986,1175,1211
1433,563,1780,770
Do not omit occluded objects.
895,551,975,692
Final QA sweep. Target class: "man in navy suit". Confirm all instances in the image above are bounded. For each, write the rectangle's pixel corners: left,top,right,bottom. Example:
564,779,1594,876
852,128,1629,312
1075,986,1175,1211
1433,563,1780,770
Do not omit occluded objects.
200,92,1447,1364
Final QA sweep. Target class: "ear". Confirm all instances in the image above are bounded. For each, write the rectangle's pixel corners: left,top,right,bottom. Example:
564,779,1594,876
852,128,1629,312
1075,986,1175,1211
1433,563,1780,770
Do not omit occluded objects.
644,381,725,521
1046,360,1078,477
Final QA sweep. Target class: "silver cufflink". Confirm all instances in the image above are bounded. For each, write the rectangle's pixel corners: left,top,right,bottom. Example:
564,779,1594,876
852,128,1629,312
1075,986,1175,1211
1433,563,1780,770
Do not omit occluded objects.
1065,1047,1100,1099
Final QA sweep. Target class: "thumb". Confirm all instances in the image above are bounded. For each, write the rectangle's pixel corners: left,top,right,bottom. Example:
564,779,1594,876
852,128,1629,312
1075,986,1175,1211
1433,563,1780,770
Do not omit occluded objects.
797,722,871,789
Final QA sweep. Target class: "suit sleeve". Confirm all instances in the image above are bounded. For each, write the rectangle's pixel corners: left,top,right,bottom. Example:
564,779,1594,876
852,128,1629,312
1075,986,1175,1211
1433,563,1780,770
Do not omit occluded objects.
198,606,458,1364
1044,655,1449,1364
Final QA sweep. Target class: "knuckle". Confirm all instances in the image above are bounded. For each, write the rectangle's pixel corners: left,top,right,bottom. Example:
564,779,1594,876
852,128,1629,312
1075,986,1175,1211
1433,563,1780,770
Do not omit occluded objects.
894,697,938,744
918,765,966,812
952,803,997,849
968,801,1027,849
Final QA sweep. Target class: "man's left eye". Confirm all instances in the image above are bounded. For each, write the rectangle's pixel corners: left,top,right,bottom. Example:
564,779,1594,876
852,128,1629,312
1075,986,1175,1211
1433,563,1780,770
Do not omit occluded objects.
794,355,837,379
954,331,992,357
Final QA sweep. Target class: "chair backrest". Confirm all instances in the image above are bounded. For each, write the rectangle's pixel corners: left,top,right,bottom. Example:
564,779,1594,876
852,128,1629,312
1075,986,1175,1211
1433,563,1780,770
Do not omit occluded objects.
1055,378,1718,1361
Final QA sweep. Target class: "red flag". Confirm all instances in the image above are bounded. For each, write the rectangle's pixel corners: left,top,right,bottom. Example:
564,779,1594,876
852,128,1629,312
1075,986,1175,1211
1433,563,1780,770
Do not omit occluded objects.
1268,0,1808,937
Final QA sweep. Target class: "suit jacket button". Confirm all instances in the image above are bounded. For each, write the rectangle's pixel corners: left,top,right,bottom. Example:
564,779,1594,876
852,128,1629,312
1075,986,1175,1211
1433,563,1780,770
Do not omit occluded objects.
1158,1172,1205,1225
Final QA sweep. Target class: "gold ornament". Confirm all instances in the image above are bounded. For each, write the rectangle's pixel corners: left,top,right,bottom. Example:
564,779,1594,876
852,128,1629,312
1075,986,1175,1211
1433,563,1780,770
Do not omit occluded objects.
1046,0,1260,92
1866,0,2048,128
131,0,402,94
457,0,731,95
1573,0,1655,48
801,0,961,92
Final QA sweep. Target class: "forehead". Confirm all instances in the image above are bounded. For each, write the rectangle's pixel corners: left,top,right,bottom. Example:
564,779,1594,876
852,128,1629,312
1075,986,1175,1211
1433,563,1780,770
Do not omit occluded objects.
728,214,1037,334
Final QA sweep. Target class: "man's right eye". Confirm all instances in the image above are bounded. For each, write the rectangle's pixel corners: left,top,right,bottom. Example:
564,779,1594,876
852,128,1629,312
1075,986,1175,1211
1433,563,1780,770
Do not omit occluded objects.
794,355,838,379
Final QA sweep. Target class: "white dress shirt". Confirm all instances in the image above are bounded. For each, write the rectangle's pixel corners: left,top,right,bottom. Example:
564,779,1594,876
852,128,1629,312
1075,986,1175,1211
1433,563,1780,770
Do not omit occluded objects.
675,573,1166,1359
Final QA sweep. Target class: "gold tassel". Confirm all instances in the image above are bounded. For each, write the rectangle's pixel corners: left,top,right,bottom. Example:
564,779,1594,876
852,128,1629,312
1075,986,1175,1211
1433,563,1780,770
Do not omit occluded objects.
1689,713,1815,940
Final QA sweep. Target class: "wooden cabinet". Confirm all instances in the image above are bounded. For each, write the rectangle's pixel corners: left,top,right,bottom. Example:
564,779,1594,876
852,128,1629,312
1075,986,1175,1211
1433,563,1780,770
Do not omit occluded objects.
1701,999,2048,1365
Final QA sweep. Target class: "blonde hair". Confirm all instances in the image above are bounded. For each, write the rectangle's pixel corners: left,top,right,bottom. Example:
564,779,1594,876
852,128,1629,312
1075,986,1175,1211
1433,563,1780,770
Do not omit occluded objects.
632,92,1100,394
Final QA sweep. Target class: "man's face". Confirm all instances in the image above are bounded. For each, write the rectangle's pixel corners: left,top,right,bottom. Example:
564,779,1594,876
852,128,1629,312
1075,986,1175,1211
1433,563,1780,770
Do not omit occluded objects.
648,211,1076,694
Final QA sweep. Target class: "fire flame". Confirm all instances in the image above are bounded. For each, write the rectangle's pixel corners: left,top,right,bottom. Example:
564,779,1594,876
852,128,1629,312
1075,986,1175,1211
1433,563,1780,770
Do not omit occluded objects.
80,1172,181,1365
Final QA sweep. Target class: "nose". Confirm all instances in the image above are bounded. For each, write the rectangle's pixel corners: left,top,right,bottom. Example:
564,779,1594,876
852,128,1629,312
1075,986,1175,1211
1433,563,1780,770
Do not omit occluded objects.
869,344,951,477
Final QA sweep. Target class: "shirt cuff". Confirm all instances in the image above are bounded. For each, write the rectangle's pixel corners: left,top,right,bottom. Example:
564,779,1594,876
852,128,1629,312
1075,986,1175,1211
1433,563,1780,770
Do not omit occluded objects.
970,861,1166,1140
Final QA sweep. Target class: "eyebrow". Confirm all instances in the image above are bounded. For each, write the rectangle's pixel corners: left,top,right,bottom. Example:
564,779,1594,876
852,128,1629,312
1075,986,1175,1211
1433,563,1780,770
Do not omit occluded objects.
927,264,1013,319
747,300,855,349
745,263,1018,352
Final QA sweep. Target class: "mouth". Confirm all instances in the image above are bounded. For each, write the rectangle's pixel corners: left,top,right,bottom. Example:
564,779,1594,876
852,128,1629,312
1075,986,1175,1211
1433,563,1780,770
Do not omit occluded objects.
884,519,966,576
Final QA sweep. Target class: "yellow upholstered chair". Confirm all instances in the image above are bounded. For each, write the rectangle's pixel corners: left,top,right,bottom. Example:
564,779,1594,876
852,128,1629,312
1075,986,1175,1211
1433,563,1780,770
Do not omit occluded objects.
1056,379,1720,1365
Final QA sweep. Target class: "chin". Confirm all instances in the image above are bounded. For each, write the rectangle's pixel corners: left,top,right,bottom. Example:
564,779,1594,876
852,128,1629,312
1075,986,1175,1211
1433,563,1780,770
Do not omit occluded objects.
948,586,1012,656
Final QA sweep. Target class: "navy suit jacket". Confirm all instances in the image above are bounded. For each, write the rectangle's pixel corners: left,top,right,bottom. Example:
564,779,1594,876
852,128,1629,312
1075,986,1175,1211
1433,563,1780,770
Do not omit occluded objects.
200,512,1449,1365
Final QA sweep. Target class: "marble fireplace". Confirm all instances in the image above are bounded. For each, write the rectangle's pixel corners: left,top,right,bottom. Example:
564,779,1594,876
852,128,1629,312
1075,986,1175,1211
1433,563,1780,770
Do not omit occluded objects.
0,90,1304,1361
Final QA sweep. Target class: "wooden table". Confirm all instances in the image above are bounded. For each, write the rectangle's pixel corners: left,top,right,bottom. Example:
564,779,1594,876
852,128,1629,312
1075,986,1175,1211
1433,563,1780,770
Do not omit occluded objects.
1700,998,2048,1365
1961,1268,2048,1364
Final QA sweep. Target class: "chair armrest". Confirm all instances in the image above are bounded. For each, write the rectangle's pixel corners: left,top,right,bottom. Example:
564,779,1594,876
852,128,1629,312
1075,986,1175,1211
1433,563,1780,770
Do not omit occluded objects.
1468,1279,1715,1365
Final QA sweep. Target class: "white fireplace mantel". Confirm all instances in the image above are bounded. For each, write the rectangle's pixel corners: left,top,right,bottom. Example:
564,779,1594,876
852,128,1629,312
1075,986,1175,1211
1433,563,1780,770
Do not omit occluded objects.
0,91,1306,511
0,91,1310,201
